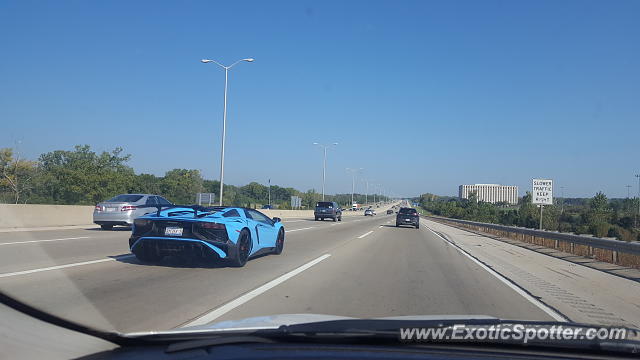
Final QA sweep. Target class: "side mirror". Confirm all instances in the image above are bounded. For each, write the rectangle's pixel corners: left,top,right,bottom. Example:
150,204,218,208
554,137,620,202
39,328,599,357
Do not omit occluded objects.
272,217,281,223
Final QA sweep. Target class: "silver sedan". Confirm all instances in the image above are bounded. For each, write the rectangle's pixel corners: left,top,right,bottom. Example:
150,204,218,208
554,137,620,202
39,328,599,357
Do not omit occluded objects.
93,194,172,230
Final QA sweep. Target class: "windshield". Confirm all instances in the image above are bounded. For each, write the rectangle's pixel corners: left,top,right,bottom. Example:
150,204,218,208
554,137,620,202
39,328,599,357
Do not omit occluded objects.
399,208,417,214
316,202,333,208
1,0,639,356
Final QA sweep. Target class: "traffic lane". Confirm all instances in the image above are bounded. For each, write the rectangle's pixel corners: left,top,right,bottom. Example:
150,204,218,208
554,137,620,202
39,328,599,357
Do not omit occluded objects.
0,212,370,244
424,219,640,328
212,221,556,324
0,215,384,274
0,226,107,244
0,213,394,332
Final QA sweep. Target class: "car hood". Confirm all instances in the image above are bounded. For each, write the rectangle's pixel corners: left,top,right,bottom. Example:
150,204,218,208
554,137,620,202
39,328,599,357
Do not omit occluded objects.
178,314,498,332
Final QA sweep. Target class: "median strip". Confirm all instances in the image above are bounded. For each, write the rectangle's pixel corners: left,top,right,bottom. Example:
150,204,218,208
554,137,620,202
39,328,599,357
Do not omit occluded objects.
181,253,332,327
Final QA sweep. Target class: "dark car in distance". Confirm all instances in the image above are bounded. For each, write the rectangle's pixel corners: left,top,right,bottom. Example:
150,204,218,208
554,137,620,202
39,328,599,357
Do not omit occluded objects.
396,207,419,229
314,201,342,222
386,209,394,214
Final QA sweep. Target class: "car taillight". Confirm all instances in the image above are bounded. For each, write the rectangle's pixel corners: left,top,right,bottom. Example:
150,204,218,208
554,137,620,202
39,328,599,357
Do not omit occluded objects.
121,205,137,211
201,222,225,229
95,205,102,211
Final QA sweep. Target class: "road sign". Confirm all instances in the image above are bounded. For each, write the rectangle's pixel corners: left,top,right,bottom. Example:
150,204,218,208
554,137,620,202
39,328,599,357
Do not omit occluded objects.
532,179,553,205
290,196,302,209
196,193,215,206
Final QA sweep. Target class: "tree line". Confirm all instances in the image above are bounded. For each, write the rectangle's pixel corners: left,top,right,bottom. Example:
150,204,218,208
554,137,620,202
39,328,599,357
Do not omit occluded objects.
0,145,388,208
417,192,640,242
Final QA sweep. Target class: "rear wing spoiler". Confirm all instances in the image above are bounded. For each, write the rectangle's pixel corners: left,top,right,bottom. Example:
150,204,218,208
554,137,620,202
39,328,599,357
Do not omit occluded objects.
140,204,227,218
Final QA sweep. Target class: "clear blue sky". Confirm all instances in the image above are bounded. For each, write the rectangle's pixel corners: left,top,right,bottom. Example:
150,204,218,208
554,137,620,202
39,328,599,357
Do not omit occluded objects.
1,1,638,198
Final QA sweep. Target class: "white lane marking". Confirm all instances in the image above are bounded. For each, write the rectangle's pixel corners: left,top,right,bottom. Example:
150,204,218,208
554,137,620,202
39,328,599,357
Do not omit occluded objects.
183,254,332,327
282,220,307,223
0,236,91,246
357,231,374,239
424,226,567,322
287,227,315,232
0,255,136,279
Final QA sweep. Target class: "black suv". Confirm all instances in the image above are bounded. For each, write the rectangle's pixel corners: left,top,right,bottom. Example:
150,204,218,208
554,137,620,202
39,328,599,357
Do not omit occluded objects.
396,207,419,228
314,201,342,222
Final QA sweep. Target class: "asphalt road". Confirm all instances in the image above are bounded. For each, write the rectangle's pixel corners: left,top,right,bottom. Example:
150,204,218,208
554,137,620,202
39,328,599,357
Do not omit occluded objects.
2,208,635,333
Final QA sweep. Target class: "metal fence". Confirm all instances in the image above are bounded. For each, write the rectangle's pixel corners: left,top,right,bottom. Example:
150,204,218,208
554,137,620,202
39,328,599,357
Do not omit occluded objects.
426,216,640,269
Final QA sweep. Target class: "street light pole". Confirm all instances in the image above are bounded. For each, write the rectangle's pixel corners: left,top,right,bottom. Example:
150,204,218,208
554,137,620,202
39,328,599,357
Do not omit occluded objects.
363,179,369,205
313,142,338,201
268,178,271,207
201,58,254,205
346,168,363,207
636,174,640,228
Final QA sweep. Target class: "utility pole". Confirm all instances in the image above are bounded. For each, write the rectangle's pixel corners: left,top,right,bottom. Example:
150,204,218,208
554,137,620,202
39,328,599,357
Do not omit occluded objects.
560,186,565,214
626,185,632,199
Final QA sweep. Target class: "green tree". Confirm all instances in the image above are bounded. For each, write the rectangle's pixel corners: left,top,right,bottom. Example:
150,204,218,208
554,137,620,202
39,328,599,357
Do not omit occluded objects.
36,145,134,204
0,148,38,203
160,169,204,204
586,192,612,237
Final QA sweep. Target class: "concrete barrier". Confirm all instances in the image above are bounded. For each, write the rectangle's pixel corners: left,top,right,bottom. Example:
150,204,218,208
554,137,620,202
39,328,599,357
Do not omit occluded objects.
0,203,399,230
0,204,95,229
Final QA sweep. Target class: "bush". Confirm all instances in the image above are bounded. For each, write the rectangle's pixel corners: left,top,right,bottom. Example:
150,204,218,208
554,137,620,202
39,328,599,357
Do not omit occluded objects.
590,222,610,238
607,226,621,239
558,222,572,233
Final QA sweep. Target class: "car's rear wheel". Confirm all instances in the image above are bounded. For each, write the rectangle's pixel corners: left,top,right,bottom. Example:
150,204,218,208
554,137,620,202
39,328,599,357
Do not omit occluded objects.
273,229,284,255
314,217,318,221
395,223,399,227
100,224,113,230
333,216,337,222
416,223,420,229
338,216,342,221
230,229,251,267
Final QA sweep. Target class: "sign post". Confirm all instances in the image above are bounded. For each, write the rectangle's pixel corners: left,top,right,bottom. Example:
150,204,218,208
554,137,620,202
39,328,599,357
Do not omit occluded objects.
196,193,216,206
532,179,553,230
290,196,302,209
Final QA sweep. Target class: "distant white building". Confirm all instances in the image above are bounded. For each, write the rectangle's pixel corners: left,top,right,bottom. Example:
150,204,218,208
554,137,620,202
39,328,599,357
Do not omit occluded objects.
459,184,518,205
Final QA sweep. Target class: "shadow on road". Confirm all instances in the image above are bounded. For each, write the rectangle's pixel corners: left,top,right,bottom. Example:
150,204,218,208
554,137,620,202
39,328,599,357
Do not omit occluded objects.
379,224,418,229
111,254,230,269
86,227,132,231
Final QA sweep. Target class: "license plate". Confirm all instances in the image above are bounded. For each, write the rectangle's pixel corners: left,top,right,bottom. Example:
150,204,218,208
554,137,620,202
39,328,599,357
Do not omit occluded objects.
164,227,183,236
105,207,116,212
405,218,412,221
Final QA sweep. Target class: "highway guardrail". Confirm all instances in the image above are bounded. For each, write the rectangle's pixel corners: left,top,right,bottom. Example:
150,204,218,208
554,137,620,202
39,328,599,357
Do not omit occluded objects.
425,216,640,269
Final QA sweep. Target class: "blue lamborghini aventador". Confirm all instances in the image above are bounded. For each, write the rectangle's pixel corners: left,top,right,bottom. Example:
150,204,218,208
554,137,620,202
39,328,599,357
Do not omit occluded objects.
128,205,284,267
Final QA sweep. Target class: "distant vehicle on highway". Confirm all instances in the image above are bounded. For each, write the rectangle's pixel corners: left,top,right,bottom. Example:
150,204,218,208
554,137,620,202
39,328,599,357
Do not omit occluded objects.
93,194,172,230
261,204,274,209
386,209,394,214
314,201,342,221
129,206,284,267
364,208,376,216
396,207,419,229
